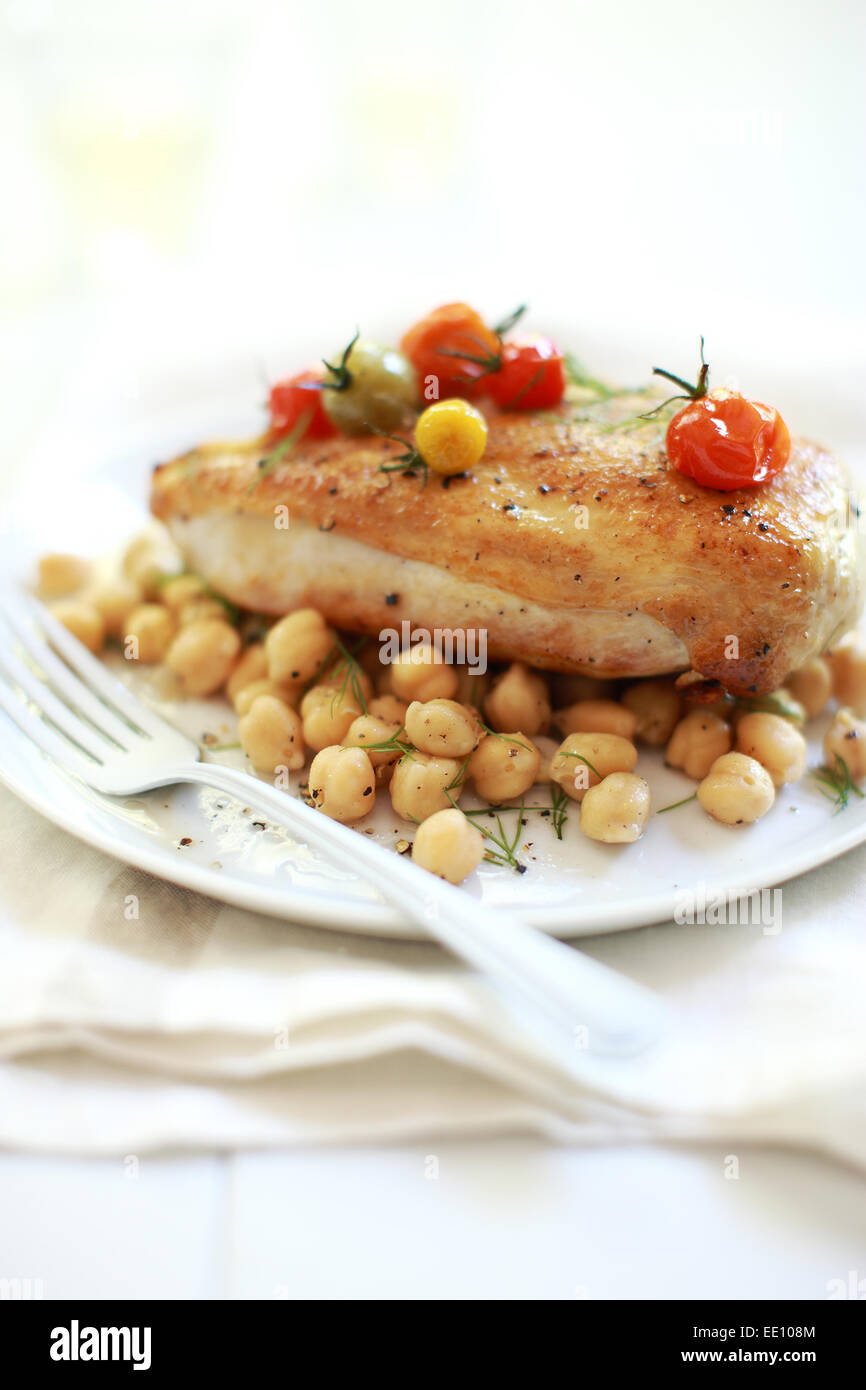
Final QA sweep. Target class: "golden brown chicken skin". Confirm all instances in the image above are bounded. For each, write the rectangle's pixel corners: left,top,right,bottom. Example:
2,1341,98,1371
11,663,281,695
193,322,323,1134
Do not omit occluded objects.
150,404,861,696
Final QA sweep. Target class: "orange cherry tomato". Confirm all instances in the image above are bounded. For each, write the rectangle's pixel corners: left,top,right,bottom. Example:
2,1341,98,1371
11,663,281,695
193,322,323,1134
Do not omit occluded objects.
268,370,337,441
666,390,791,491
400,303,502,399
485,333,566,410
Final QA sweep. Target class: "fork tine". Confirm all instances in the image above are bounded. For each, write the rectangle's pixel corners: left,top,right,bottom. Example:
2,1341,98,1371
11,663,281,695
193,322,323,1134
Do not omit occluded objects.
0,675,102,781
0,602,136,748
10,593,174,740
0,644,114,761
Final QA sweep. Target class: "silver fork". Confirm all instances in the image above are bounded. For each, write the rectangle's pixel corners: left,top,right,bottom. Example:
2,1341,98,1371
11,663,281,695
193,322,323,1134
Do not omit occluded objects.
0,592,666,1070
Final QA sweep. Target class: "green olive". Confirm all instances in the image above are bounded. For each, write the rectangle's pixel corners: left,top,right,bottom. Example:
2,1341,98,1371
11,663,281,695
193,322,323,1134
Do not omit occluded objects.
322,339,418,435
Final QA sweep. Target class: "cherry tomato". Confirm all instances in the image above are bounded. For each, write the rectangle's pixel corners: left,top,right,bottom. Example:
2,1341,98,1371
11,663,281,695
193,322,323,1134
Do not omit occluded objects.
321,338,418,435
665,390,791,491
485,333,566,410
268,371,337,441
400,302,501,399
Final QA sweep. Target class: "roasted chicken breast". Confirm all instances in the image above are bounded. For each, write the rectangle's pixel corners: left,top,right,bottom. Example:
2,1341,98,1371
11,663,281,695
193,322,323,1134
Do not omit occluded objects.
151,404,861,696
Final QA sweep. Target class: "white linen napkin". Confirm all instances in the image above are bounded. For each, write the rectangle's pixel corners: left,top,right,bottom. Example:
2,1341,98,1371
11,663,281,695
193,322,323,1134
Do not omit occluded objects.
1,783,865,1163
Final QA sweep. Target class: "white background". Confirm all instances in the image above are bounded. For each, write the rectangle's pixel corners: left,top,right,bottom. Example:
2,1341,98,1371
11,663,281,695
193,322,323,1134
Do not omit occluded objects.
1,0,865,1299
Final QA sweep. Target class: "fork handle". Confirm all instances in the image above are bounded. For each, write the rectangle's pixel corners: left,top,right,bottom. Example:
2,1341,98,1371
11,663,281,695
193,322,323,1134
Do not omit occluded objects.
177,762,666,1062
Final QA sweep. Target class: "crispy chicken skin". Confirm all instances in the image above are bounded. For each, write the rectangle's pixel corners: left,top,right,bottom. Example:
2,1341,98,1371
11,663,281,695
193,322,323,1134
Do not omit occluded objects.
151,405,861,696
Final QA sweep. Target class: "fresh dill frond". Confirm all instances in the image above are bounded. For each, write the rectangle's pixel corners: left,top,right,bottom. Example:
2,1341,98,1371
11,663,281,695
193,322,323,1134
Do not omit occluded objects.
559,751,602,779
657,792,698,814
811,755,865,814
247,410,313,493
445,793,528,874
480,724,532,754
309,635,370,717
355,726,413,758
549,782,569,840
733,693,801,721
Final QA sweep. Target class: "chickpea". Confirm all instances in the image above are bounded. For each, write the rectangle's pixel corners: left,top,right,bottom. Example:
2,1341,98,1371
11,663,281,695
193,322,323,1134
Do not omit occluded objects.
736,711,806,787
166,618,241,695
122,532,182,597
621,679,682,746
266,608,335,686
405,698,482,757
238,695,305,774
51,600,105,654
412,809,485,884
580,773,651,844
390,752,464,822
785,658,832,719
38,553,91,598
123,603,176,663
369,694,408,723
300,683,364,751
550,673,617,705
554,698,637,741
770,690,807,728
468,733,540,802
344,714,403,768
532,735,560,785
389,643,459,702
666,711,732,780
697,752,775,825
85,576,142,639
823,708,866,781
550,732,637,802
234,678,298,715
309,745,376,822
159,573,206,613
226,643,269,703
356,640,388,685
373,657,395,695
827,636,866,717
483,662,551,736
179,597,232,627
730,690,806,732
318,660,374,703
453,665,490,709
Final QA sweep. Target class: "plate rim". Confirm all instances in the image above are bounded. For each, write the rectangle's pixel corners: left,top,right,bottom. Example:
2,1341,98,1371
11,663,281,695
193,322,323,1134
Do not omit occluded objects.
2,745,866,941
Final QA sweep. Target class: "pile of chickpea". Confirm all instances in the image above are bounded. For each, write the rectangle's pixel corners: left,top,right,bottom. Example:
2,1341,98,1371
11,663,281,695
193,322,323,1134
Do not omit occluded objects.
37,543,866,886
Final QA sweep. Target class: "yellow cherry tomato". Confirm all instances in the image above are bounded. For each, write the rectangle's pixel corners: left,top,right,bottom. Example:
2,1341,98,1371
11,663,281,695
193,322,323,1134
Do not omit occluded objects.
414,398,488,476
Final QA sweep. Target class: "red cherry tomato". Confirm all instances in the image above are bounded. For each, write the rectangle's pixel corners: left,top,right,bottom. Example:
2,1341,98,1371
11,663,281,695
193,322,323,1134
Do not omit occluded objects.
400,303,501,399
666,390,791,491
485,333,566,410
268,371,337,441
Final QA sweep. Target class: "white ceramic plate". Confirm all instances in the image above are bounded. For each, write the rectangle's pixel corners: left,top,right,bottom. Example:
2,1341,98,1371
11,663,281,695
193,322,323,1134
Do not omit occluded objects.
2,386,865,939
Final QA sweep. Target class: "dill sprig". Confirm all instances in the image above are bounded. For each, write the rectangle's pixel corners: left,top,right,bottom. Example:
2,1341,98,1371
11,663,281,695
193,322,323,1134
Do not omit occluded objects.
585,337,710,437
733,693,802,722
549,782,569,839
657,792,697,814
444,791,527,873
811,755,865,814
480,724,533,754
247,410,313,493
309,635,370,717
356,726,414,759
560,751,602,779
